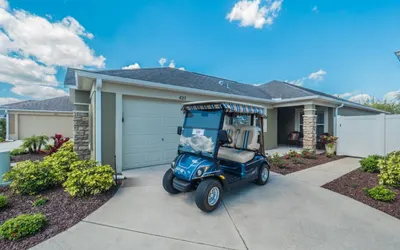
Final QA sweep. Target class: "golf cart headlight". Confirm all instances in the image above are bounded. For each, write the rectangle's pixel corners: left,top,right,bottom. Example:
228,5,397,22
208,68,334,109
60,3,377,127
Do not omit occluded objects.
171,161,176,169
196,166,210,177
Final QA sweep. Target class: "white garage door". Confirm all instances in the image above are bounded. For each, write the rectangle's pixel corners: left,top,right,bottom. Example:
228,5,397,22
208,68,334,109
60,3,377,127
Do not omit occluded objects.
122,97,184,169
19,114,73,139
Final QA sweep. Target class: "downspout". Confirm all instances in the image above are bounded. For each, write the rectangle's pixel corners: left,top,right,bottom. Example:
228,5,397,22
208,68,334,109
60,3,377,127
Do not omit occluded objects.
334,104,344,136
95,78,102,164
5,110,9,141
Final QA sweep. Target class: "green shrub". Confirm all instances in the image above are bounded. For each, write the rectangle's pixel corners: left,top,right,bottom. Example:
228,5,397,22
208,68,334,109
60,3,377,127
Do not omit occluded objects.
286,150,299,158
292,157,304,165
63,161,115,197
0,213,47,240
364,186,396,202
58,141,74,152
42,149,79,184
0,194,8,208
360,155,383,173
3,161,55,195
378,151,400,187
32,196,49,207
10,148,27,157
301,149,316,159
0,118,5,139
0,137,4,143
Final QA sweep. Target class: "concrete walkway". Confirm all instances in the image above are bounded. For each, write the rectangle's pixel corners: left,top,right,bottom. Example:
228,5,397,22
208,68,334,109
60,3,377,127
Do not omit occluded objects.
286,157,361,186
0,140,22,152
33,158,400,250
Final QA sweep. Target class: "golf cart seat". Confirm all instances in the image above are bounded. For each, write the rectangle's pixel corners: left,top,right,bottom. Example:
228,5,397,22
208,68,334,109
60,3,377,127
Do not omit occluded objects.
218,126,260,163
223,124,237,147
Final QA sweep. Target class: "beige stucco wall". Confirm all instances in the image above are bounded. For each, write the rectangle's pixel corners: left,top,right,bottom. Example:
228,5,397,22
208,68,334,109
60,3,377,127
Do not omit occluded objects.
8,111,73,140
264,109,277,150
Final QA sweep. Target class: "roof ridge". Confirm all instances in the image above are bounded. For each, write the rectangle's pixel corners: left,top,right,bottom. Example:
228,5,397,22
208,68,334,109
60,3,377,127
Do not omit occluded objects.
276,81,316,96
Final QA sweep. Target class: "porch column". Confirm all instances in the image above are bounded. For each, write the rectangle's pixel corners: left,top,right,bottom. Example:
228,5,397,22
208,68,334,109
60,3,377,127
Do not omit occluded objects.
303,104,317,150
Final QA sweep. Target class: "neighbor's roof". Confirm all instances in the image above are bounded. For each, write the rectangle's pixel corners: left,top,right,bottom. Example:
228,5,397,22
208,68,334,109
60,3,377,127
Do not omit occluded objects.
65,67,273,100
0,96,73,112
65,67,386,113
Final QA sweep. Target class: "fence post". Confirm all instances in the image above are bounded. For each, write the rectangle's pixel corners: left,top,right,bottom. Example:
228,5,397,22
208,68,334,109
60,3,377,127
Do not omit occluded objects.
378,113,386,156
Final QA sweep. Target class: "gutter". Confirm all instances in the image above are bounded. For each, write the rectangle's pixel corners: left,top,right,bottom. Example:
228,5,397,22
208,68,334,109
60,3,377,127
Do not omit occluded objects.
0,109,73,113
95,78,102,164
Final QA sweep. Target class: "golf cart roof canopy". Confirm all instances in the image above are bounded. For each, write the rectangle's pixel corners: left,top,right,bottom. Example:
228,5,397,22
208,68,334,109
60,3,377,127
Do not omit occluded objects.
182,100,267,118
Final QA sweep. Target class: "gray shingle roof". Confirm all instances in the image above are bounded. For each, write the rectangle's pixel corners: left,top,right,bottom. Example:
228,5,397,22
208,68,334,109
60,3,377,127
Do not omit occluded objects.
0,96,73,112
258,80,357,104
65,67,273,100
64,68,382,112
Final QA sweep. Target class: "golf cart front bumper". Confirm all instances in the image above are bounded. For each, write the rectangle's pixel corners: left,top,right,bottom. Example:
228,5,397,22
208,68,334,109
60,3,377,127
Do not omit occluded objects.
173,178,193,192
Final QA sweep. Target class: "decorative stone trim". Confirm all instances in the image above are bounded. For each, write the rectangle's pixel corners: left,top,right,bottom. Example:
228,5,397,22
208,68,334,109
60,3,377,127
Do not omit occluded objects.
303,105,317,150
73,112,90,160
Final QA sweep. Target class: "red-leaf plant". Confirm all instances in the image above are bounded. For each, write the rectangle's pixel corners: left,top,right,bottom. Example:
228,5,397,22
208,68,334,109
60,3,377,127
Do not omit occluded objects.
49,133,70,154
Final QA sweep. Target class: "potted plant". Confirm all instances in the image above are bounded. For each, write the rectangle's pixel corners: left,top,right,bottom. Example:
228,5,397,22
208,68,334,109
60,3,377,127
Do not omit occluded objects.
321,135,338,156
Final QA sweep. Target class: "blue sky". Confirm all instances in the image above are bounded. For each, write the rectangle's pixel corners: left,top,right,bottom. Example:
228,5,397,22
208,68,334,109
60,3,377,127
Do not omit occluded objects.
0,0,399,104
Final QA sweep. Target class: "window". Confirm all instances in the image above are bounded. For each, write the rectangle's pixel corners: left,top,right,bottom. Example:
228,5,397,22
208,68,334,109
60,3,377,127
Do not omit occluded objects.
233,115,250,127
297,108,328,136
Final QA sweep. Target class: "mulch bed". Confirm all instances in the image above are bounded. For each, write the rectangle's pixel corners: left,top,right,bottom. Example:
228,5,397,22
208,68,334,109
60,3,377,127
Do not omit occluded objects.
10,153,46,163
323,168,400,220
0,185,120,250
269,154,344,175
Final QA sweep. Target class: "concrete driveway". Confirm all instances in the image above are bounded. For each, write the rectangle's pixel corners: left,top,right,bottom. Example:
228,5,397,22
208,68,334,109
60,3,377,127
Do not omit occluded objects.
34,158,400,250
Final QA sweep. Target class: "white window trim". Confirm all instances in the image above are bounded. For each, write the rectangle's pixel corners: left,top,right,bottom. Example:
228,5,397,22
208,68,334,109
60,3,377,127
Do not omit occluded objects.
295,107,329,133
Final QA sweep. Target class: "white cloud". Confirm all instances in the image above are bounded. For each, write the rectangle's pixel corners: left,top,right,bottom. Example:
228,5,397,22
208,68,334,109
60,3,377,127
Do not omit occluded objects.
0,54,57,85
348,94,372,104
122,63,140,70
333,92,356,99
0,97,20,105
287,77,306,86
384,90,400,103
168,60,175,68
0,1,104,100
158,58,167,67
312,6,318,13
226,0,283,29
11,85,67,99
0,0,8,9
308,69,326,81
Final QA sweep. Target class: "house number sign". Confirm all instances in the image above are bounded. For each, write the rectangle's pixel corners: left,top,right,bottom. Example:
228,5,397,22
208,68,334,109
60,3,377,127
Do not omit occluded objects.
179,96,187,100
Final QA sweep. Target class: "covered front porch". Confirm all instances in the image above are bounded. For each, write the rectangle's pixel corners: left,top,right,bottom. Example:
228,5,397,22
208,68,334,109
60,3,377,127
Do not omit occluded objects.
271,104,335,151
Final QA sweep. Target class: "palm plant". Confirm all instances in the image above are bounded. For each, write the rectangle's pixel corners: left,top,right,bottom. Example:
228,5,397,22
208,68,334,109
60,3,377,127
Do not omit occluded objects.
22,136,37,153
37,135,49,152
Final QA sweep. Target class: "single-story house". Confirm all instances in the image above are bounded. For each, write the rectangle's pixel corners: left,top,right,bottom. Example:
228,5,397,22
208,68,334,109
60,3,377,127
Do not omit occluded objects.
64,67,387,173
0,96,74,140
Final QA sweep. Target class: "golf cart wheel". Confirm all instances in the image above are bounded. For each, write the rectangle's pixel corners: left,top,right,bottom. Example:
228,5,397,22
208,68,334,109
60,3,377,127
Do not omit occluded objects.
195,179,222,212
163,169,180,194
255,164,270,185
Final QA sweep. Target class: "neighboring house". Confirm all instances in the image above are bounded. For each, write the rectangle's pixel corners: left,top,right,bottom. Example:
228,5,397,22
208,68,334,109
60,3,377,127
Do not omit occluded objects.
0,96,74,140
64,67,387,173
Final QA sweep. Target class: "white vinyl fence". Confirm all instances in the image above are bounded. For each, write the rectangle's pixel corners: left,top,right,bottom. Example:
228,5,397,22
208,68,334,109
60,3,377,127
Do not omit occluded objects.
336,114,400,158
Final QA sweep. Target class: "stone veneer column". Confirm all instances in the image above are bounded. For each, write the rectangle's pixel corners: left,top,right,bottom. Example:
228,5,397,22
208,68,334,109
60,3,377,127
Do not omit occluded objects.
303,104,317,150
73,112,90,160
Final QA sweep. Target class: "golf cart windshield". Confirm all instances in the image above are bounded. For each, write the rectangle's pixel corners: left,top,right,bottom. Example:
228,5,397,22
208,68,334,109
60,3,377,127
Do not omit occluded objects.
178,109,223,157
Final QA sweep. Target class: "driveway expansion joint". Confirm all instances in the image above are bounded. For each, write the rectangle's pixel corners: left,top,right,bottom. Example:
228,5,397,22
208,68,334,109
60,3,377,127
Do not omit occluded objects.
221,200,249,250
82,220,240,250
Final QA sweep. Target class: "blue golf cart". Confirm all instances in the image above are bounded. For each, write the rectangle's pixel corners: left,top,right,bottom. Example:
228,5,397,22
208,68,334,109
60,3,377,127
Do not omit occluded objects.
162,100,270,212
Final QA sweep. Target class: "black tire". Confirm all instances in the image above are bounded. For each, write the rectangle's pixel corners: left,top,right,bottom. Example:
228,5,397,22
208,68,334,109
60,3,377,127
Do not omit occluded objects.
255,164,270,185
163,169,180,194
195,179,222,212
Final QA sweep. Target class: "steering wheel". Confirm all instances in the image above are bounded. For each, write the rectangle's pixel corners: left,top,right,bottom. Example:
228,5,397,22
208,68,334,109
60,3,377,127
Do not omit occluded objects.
227,134,233,144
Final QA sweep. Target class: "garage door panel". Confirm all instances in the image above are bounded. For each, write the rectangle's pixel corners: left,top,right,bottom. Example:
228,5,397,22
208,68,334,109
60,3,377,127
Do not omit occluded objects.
122,97,184,170
18,114,73,139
